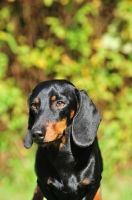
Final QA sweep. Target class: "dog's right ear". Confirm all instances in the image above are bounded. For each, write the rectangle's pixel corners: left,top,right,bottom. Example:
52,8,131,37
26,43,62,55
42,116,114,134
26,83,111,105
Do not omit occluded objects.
23,93,34,149
72,90,101,147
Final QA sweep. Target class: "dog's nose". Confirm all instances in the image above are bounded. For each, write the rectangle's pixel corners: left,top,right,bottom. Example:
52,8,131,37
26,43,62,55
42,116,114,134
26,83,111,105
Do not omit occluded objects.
31,129,44,141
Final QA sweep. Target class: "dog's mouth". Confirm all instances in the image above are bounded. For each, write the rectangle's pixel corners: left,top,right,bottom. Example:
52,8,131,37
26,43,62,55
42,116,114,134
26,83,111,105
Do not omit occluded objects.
36,133,64,147
37,141,54,147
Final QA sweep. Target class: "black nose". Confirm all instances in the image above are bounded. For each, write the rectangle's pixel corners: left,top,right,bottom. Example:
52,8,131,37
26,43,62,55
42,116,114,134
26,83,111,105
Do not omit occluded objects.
31,128,44,141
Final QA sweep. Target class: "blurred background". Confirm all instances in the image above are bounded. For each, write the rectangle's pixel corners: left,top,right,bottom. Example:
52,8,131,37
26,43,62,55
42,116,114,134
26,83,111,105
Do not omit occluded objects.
0,0,132,199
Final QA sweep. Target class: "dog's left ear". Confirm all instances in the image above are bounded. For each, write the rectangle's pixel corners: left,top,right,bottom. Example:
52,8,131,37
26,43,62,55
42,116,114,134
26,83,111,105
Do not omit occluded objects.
24,129,33,149
24,112,34,149
23,93,33,149
72,90,101,147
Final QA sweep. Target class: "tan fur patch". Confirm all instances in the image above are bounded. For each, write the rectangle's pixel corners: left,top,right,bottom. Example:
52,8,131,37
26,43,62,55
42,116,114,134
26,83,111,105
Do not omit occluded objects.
47,177,52,184
51,95,56,101
31,98,40,110
80,178,90,186
44,119,67,142
93,188,101,200
34,186,41,194
35,98,40,103
70,110,75,119
33,186,43,200
59,135,66,148
44,122,55,142
54,119,67,134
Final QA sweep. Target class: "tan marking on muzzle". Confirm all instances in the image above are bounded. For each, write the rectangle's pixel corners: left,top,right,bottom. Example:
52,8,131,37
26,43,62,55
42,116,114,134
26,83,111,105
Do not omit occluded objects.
44,119,67,142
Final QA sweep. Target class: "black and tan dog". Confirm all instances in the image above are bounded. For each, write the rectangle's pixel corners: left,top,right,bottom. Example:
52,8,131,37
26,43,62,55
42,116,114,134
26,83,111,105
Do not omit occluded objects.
24,80,103,200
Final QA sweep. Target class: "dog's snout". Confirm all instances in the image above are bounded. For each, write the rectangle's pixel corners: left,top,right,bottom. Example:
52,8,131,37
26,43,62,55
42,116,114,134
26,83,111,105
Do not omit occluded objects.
31,128,45,141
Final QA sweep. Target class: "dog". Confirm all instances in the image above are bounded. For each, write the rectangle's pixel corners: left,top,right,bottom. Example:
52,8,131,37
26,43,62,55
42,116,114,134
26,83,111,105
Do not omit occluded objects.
24,80,103,200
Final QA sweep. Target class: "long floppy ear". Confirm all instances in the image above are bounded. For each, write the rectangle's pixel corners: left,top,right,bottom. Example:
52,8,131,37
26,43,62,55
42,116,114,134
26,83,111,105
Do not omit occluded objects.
24,129,33,149
72,90,101,147
23,93,34,149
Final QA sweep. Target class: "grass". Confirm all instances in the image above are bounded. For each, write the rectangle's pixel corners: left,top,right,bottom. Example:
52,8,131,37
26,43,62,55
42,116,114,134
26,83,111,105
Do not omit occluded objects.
102,170,132,200
0,169,36,200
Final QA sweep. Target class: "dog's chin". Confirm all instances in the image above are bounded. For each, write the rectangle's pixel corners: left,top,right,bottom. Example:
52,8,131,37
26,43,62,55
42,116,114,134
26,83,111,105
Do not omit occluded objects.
34,132,65,147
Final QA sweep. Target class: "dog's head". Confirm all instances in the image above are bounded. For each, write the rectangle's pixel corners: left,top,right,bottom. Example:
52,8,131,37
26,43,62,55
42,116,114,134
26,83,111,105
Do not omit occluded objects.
24,80,101,149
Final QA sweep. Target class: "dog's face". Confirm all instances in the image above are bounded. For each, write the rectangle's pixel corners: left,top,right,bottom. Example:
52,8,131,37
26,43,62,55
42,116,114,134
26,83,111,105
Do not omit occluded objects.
24,80,101,149
24,80,78,147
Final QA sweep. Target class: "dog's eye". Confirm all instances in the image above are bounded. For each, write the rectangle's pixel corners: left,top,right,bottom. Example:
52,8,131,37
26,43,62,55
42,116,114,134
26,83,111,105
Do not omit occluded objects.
31,103,37,110
56,101,65,107
30,98,40,111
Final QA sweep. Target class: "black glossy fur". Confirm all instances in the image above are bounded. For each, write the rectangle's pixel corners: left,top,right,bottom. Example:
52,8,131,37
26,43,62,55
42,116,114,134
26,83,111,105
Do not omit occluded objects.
24,80,103,200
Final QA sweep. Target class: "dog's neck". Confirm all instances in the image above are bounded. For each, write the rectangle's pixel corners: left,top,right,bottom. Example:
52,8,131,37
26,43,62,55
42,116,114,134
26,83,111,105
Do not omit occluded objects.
44,125,93,176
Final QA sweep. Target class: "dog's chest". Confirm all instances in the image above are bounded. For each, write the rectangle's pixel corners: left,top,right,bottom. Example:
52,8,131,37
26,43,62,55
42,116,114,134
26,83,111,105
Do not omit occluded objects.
36,143,95,200
48,143,76,175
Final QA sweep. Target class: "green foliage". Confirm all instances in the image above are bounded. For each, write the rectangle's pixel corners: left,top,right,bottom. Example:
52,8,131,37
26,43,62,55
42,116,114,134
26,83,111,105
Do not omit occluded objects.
0,0,132,199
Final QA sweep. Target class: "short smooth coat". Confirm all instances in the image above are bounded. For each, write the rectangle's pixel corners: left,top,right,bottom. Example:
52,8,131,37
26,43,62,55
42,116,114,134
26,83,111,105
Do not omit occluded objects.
24,80,103,200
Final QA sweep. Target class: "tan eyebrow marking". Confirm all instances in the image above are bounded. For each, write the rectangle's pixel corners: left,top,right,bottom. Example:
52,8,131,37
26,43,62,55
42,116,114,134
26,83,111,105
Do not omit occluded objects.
35,98,40,103
31,98,40,110
51,95,56,101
